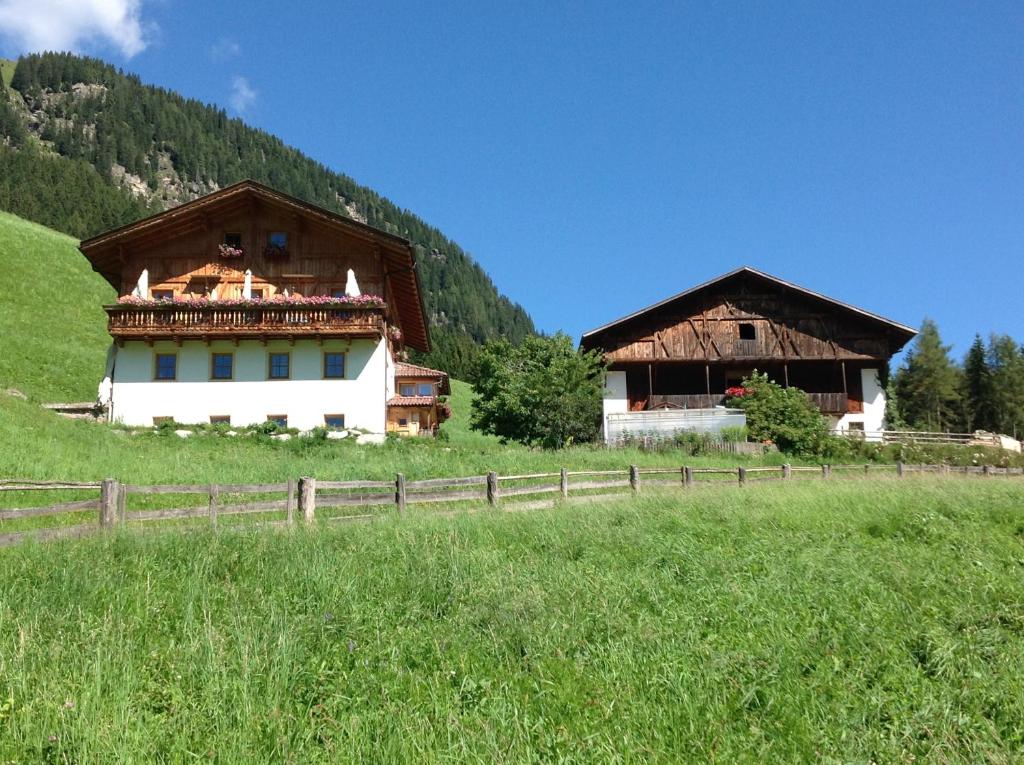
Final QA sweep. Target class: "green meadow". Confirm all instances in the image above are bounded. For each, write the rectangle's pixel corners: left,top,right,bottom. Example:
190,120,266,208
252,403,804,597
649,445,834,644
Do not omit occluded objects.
1,479,1023,762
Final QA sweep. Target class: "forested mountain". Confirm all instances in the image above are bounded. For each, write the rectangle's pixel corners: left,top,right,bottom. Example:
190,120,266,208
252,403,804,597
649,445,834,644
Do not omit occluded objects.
0,52,534,376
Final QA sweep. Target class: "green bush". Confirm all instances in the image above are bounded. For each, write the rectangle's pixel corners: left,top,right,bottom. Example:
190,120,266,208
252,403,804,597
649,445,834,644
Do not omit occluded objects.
728,372,830,455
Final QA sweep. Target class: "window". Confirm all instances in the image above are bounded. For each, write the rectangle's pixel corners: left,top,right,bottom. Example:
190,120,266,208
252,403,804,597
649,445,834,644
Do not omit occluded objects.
267,414,288,428
399,383,416,396
211,353,233,380
739,323,756,340
847,422,865,432
153,416,173,426
223,232,242,247
154,353,177,380
249,288,264,300
210,415,231,425
417,383,434,397
152,289,174,301
268,231,288,248
411,411,421,424
324,414,345,430
268,352,290,379
331,289,346,298
323,352,346,379
398,417,408,427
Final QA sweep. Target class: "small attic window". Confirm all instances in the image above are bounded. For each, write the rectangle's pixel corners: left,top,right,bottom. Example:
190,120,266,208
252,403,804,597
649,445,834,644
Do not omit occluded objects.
739,323,756,340
268,231,288,248
223,232,242,247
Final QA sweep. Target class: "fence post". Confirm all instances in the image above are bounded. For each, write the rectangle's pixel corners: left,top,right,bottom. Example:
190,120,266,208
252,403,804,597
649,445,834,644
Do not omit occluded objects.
299,476,316,522
99,478,118,528
684,466,694,488
983,464,991,477
395,473,406,514
782,463,791,480
629,465,640,494
896,461,904,478
822,464,831,480
286,479,296,526
208,484,219,529
864,464,870,476
738,467,746,486
487,472,499,506
560,468,568,499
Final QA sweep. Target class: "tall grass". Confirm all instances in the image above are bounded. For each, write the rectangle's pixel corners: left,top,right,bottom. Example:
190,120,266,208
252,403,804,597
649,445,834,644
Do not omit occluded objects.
1,479,1022,761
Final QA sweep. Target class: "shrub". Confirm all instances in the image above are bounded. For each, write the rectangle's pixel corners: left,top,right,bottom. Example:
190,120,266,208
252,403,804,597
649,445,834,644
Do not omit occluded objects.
727,372,829,455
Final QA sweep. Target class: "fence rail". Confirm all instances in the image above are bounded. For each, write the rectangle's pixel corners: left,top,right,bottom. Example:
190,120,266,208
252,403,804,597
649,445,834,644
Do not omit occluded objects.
2,463,1023,548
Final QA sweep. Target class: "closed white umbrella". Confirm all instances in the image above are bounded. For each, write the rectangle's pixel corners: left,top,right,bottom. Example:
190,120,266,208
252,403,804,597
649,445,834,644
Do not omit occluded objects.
209,287,218,301
133,268,149,298
243,269,253,300
345,268,361,297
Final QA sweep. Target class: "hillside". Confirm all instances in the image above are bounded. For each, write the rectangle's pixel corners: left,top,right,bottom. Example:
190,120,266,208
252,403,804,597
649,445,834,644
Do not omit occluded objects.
0,211,112,402
0,52,535,376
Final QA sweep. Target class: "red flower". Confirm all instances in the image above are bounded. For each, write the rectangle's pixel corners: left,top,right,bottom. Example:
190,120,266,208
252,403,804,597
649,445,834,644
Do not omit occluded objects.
726,386,755,398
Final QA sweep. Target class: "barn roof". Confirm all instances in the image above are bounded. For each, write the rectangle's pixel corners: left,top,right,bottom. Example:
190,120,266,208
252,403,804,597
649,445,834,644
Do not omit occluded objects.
78,180,431,352
581,266,917,348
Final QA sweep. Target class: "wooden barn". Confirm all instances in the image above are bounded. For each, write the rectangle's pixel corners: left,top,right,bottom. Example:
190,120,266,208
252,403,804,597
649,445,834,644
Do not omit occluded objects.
580,267,917,442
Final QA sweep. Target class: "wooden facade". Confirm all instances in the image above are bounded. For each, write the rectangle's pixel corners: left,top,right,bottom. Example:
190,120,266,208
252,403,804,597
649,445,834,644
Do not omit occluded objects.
79,181,429,352
387,363,452,437
581,267,916,416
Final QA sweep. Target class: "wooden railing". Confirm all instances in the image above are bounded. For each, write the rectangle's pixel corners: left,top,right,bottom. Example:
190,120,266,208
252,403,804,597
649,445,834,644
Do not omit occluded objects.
106,304,386,339
647,391,850,414
4,463,1022,548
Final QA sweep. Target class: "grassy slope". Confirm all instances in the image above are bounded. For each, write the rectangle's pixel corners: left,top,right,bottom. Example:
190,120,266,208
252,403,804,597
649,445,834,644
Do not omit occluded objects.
0,59,15,88
0,211,113,401
1,479,1022,761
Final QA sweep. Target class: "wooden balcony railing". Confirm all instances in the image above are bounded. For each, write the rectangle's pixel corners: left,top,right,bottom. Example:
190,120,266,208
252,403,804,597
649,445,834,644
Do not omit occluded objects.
646,391,852,414
106,304,387,341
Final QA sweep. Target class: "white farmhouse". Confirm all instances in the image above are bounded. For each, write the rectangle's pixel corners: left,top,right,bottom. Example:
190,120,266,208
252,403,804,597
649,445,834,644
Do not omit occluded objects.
80,181,448,434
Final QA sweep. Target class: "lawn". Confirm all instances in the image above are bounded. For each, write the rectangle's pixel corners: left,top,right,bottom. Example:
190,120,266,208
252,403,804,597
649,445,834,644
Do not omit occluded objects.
1,478,1022,762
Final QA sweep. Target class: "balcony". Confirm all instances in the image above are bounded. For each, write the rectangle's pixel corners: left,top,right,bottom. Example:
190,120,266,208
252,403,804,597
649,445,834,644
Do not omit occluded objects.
106,303,387,343
646,391,852,414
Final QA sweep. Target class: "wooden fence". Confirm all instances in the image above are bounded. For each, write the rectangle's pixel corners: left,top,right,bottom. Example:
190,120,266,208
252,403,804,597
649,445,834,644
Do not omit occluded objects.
2,463,1023,548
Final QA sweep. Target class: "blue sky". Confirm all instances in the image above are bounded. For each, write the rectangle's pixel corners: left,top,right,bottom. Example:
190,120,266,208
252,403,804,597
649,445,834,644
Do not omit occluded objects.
1,1,1022,358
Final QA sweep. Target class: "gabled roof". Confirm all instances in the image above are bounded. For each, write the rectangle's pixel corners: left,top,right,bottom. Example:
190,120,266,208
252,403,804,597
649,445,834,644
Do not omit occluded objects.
78,180,431,352
395,362,450,395
581,266,917,347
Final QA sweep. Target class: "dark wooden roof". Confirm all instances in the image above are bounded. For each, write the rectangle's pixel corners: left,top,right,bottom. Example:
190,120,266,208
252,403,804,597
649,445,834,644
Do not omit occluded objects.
78,180,431,352
581,266,917,351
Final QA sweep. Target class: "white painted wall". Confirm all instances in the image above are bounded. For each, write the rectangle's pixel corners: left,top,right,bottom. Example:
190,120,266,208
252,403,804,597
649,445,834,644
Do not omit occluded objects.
109,338,388,432
834,367,886,439
602,371,629,442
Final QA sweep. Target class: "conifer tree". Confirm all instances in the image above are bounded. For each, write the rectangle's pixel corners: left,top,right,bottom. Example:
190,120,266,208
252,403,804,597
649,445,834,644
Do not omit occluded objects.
893,319,962,432
988,335,1024,439
961,335,997,432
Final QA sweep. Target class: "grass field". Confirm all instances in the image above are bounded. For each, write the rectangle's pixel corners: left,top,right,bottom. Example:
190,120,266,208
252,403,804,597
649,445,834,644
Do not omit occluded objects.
1,478,1022,762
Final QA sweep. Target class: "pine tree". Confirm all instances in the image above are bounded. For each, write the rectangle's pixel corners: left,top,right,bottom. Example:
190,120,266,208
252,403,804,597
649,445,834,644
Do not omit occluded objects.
893,319,962,432
988,335,1024,439
961,335,997,432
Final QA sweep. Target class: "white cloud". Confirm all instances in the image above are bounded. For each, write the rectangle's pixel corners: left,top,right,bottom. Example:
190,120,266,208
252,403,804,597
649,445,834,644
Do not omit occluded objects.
210,37,240,61
0,0,150,58
229,75,256,114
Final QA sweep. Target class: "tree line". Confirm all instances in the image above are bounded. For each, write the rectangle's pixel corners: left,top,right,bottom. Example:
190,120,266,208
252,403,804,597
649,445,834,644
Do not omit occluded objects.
892,320,1024,438
0,52,536,378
